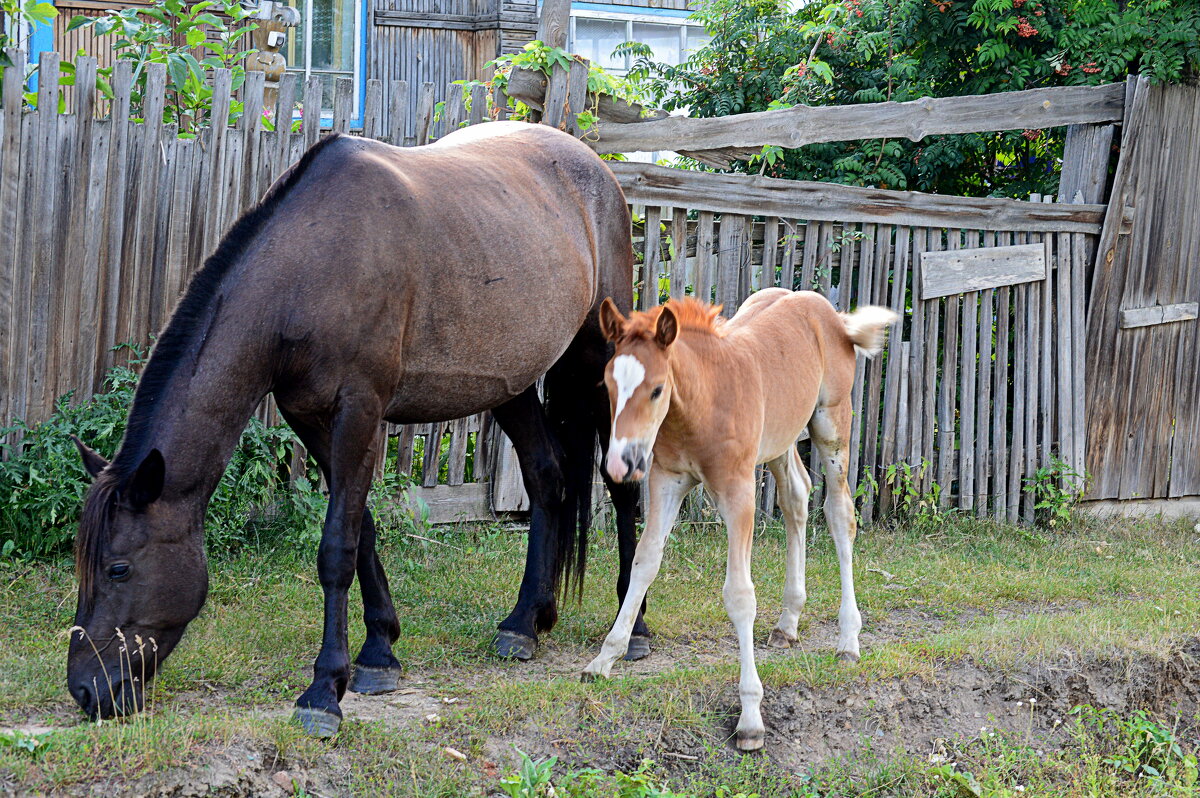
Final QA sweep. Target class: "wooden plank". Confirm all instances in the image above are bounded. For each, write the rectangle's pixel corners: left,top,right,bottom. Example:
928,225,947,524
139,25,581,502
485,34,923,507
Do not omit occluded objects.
860,225,892,520
640,206,661,310
936,232,961,507
407,483,494,525
780,219,798,291
446,417,470,486
760,215,778,289
1037,231,1053,513
958,230,979,511
1070,232,1088,487
542,62,570,131
422,423,442,488
716,213,745,315
363,78,384,140
0,48,25,429
919,243,1047,298
695,211,715,302
669,209,687,299
388,79,410,145
1055,230,1073,476
847,223,875,490
609,161,1105,233
96,61,132,385
919,231,940,494
592,82,1127,155
29,52,62,420
1118,302,1199,329
880,225,910,484
906,229,928,470
535,0,571,48
332,77,354,133
469,82,488,127
1091,75,1149,288
302,75,322,150
974,277,994,516
415,82,435,143
1060,123,1115,203
274,73,297,168
564,58,589,137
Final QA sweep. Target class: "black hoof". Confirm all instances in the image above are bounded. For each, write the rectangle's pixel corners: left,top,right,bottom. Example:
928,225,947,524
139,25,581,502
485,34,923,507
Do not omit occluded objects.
494,630,536,661
293,706,341,738
349,665,404,695
623,635,651,661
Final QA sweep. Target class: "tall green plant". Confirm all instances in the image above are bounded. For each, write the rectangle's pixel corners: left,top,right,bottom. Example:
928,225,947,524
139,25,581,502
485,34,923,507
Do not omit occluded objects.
66,0,257,131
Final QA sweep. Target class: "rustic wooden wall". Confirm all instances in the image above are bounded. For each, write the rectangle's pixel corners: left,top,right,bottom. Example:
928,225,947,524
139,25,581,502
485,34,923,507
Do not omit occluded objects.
1086,81,1200,500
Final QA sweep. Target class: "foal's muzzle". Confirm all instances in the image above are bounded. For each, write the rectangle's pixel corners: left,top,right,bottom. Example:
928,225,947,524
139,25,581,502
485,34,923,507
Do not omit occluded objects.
606,444,649,483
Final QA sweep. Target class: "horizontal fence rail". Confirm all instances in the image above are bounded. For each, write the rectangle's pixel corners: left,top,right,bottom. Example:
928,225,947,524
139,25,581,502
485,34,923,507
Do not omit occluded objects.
1,49,1106,524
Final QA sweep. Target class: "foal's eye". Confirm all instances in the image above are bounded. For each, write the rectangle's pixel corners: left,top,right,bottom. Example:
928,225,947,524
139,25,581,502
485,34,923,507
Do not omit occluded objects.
650,386,664,400
107,562,131,582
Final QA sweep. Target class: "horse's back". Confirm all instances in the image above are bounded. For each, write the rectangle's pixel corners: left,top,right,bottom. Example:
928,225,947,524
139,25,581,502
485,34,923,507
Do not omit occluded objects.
252,125,632,422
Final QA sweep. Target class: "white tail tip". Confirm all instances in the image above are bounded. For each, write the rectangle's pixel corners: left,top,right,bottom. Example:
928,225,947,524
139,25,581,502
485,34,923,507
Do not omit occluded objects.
841,306,900,358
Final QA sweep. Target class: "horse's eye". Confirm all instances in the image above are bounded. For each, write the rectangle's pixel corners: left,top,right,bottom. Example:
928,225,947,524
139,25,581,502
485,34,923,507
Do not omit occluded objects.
650,385,664,400
108,562,131,582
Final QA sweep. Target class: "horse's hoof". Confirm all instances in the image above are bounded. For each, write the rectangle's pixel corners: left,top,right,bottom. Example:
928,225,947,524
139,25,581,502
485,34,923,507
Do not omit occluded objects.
623,635,651,661
735,730,765,752
494,630,536,661
349,665,403,695
767,629,796,649
836,650,861,665
293,706,341,738
580,670,604,683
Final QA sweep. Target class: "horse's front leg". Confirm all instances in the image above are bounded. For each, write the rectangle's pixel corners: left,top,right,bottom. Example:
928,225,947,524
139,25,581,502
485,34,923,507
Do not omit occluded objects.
293,396,383,737
582,468,693,679
491,387,567,660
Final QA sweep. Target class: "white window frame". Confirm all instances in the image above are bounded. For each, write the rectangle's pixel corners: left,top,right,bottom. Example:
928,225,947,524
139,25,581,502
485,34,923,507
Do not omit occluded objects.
569,10,707,74
291,0,364,120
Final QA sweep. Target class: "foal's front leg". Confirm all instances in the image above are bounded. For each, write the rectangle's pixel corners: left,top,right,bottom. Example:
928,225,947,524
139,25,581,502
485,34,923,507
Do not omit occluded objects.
713,475,767,751
582,468,694,679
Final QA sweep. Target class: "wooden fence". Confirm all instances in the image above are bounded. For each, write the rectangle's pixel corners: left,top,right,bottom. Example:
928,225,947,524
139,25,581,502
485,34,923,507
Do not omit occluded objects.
1,45,1141,523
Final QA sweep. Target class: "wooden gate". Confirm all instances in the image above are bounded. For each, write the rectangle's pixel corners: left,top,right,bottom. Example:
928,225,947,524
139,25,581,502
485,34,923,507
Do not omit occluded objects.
1086,81,1200,501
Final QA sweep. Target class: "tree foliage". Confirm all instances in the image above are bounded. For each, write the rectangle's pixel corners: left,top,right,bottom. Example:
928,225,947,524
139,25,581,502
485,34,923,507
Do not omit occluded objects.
632,0,1200,197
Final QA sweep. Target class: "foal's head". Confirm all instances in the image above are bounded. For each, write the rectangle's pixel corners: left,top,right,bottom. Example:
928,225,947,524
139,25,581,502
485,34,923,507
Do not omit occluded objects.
599,297,726,483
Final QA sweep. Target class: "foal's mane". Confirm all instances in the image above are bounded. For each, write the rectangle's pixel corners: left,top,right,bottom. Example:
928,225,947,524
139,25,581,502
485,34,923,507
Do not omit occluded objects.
75,133,344,607
622,297,727,341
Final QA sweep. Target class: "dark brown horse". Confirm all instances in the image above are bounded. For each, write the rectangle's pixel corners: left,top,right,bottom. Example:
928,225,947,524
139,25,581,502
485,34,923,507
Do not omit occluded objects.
67,122,650,736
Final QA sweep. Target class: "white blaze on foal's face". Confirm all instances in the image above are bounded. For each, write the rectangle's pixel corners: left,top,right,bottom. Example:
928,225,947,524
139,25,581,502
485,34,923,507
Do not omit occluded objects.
603,343,674,482
598,298,680,483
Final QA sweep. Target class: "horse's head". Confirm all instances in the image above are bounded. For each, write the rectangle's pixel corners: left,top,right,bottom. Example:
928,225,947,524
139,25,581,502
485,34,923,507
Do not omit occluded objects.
67,439,208,719
599,297,679,483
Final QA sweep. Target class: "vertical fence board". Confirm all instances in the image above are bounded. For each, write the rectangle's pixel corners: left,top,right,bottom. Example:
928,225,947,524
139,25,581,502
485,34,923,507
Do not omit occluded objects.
641,206,661,311
669,209,687,299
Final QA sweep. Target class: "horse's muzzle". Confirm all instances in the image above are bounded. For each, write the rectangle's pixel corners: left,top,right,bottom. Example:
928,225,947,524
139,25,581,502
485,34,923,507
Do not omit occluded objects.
606,445,649,483
69,674,144,719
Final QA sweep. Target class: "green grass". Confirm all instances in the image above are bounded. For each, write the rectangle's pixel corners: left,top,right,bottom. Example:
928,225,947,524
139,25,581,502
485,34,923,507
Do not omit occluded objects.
1,511,1198,795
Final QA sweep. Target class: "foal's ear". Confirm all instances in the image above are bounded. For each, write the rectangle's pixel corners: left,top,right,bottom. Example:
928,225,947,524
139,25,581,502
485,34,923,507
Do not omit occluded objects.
73,436,109,479
599,297,627,341
655,306,679,348
124,449,165,508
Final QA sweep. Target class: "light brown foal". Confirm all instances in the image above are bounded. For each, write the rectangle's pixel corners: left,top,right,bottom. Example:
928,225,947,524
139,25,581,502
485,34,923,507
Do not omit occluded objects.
582,289,898,751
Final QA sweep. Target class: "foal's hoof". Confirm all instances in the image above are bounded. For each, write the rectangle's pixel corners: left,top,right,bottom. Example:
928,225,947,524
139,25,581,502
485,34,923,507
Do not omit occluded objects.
293,706,341,738
580,669,604,683
767,629,796,649
836,650,861,665
623,635,651,661
494,630,536,661
735,730,765,752
349,665,404,695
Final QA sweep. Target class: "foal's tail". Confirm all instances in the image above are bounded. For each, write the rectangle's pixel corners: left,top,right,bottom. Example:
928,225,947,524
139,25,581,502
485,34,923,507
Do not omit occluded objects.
840,306,900,358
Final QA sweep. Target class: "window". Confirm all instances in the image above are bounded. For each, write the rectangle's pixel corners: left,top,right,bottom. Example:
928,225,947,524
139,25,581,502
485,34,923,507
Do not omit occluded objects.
569,10,709,75
283,0,363,118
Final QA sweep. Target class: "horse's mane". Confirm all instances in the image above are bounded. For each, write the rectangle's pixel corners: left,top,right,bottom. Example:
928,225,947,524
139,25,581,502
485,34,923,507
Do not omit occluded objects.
622,297,727,341
75,133,344,607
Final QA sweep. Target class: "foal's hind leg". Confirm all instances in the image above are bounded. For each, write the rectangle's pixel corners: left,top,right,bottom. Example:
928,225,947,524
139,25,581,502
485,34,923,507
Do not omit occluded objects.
281,411,403,694
810,404,862,663
765,447,812,649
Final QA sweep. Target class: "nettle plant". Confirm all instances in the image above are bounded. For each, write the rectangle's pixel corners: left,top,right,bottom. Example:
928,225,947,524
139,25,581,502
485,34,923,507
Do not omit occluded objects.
66,0,257,132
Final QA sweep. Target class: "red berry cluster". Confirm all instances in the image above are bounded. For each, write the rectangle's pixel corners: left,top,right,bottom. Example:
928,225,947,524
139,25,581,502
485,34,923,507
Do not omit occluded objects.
1016,17,1037,37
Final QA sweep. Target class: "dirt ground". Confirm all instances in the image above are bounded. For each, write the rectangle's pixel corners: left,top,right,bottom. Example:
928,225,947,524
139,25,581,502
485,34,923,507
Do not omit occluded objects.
21,605,1197,797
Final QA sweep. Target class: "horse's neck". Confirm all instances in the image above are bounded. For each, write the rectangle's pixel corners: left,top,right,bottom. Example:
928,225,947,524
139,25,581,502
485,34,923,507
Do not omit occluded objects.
136,331,272,504
663,335,725,438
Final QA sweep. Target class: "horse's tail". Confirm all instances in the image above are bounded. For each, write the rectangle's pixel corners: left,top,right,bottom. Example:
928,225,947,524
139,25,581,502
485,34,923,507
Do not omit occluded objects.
544,362,595,601
839,306,900,358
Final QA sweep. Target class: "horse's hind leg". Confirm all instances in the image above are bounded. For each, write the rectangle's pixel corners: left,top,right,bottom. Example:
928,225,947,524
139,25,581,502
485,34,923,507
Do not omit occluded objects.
810,403,862,663
492,385,568,660
286,397,385,736
765,447,811,648
280,410,403,693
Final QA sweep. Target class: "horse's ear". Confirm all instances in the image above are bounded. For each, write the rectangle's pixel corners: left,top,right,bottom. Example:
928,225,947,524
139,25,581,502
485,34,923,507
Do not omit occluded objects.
125,449,165,508
73,436,109,479
655,306,678,348
599,297,627,342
